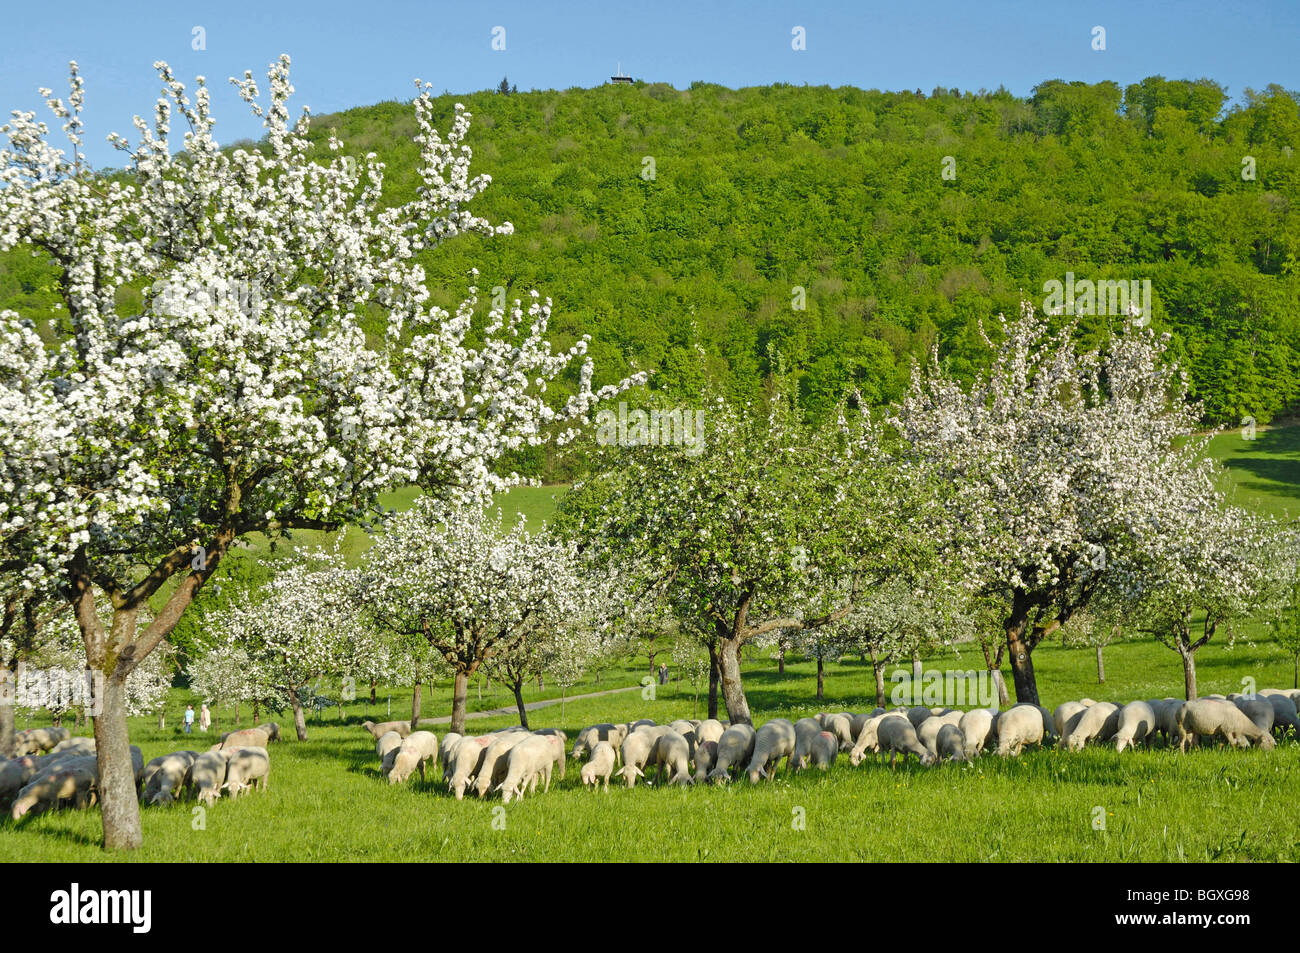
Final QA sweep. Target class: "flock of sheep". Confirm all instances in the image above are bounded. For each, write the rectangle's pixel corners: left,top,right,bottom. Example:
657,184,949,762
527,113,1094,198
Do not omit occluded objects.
0,723,279,820
363,688,1300,802
4,687,1296,820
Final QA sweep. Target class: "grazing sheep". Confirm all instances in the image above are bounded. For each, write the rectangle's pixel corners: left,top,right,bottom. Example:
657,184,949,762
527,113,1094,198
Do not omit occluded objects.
649,729,693,786
499,734,564,803
387,731,438,785
473,730,533,798
0,757,39,808
1079,698,1097,707
13,726,71,757
917,711,964,758
692,740,718,783
995,706,1047,757
222,747,270,799
849,713,907,766
627,719,656,733
572,724,628,762
361,720,413,741
1114,701,1157,753
878,716,936,767
1144,699,1182,746
1177,699,1275,751
1232,697,1274,736
218,726,276,750
615,729,661,788
1053,702,1087,740
818,714,855,750
957,709,996,760
141,751,199,805
810,731,838,770
744,718,797,783
532,729,568,780
1062,702,1121,752
694,719,726,746
668,720,698,749
49,736,96,757
581,741,617,791
1259,693,1300,738
376,730,404,761
447,736,493,800
935,724,968,763
905,707,933,729
11,760,97,819
790,717,826,771
707,724,756,783
438,733,463,780
189,750,231,807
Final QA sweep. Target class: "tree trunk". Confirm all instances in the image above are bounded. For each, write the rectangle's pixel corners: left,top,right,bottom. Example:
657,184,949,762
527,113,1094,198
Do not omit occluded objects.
911,649,922,683
707,643,720,720
253,700,260,724
778,646,785,675
513,680,529,729
871,657,886,709
992,668,1010,707
93,675,142,850
816,652,824,701
287,685,308,741
370,680,377,705
1004,602,1040,706
1180,645,1198,701
451,670,470,734
1095,644,1105,684
718,638,752,725
0,667,15,758
157,711,165,730
1294,655,1298,690
409,681,423,732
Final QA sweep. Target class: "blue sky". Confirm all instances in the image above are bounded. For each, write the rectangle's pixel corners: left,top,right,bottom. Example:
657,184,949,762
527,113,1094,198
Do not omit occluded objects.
3,0,1297,167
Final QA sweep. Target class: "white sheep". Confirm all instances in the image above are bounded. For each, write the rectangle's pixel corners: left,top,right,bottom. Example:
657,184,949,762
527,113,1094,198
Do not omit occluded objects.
472,730,532,798
649,730,693,786
615,728,660,788
789,717,825,771
499,734,564,803
189,750,230,807
361,720,413,741
809,731,838,770
917,711,964,758
580,741,617,791
1052,702,1087,740
438,732,463,780
387,731,438,784
447,735,492,800
10,760,97,819
1232,697,1273,736
12,726,70,757
376,730,403,761
1062,702,1120,751
878,716,935,767
957,708,996,760
820,713,855,750
849,712,906,766
1114,701,1157,753
142,751,199,805
744,719,797,782
935,724,968,763
994,706,1046,757
694,719,726,746
222,746,270,799
1178,699,1275,751
707,723,756,783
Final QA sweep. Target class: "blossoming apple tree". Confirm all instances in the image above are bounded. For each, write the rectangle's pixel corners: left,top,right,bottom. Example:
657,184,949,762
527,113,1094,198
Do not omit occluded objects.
0,56,627,849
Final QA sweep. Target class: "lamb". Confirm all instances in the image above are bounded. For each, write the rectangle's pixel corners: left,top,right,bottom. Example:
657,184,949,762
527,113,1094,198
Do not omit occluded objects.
573,724,627,761
10,760,97,819
649,729,693,786
995,705,1047,757
694,719,726,746
934,724,967,763
387,731,438,785
222,746,271,798
1232,697,1274,736
141,751,199,805
917,711,964,758
438,733,463,780
809,731,839,770
1114,701,1157,753
361,720,413,741
615,728,661,788
957,709,996,760
581,741,617,791
744,718,797,783
707,723,756,783
1062,702,1121,752
447,735,492,800
376,730,404,761
13,726,70,756
790,717,826,771
1177,699,1275,751
473,730,533,798
878,716,936,767
499,734,564,803
189,750,231,806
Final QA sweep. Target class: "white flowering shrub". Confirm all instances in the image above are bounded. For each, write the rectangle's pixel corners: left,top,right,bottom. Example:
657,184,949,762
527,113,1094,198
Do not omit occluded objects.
0,55,634,849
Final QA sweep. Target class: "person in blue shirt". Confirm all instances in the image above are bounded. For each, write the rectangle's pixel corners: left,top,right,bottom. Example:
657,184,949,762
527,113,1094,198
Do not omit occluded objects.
184,704,195,734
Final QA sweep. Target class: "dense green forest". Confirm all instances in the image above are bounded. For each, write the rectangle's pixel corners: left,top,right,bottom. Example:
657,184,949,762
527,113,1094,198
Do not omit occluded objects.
4,76,1300,479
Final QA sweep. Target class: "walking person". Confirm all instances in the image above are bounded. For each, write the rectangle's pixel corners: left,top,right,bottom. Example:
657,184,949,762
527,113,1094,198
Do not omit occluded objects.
183,703,195,734
199,703,211,733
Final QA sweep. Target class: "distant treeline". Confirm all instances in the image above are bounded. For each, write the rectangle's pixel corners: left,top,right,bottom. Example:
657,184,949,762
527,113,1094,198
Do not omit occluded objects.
4,75,1299,479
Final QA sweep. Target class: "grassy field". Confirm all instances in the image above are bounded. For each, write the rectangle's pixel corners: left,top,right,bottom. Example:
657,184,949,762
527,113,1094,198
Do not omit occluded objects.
4,430,1299,862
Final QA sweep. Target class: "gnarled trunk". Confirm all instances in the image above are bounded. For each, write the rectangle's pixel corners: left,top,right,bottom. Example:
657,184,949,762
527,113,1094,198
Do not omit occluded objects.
777,646,785,675
706,642,720,720
451,670,470,734
513,679,529,729
1179,644,1198,700
815,652,824,701
1005,599,1040,706
92,675,141,851
718,638,751,725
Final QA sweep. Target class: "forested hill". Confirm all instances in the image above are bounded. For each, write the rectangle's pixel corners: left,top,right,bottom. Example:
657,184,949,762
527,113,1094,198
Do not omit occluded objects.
5,77,1300,444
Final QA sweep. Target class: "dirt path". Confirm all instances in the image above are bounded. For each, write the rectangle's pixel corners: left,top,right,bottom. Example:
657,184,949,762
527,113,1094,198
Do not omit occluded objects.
417,684,640,726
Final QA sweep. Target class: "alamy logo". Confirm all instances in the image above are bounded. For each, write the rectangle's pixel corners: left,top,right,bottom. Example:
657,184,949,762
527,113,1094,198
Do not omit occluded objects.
49,883,151,933
594,402,705,455
1042,272,1151,325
